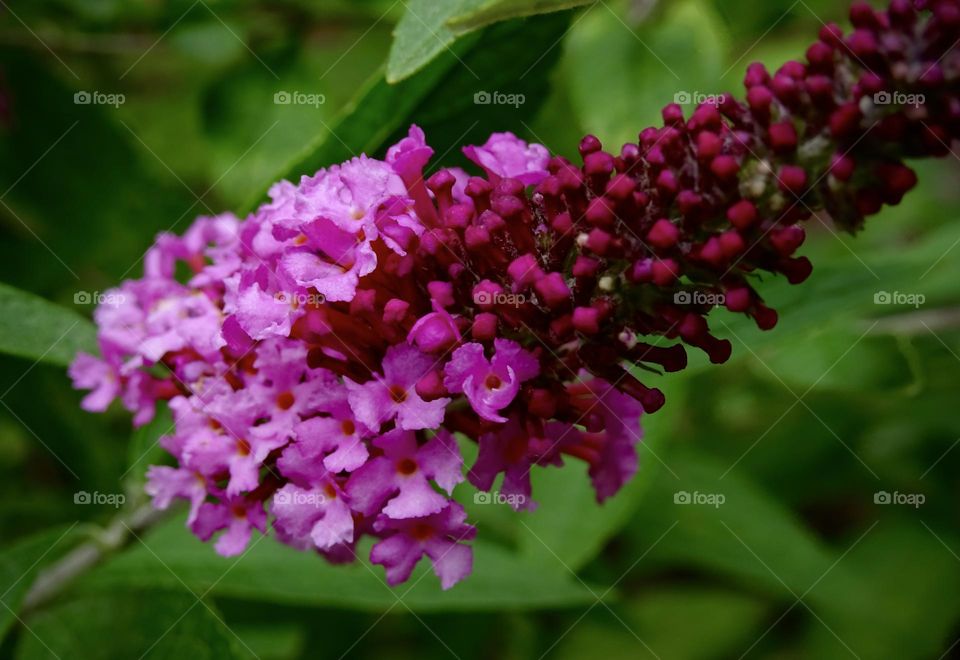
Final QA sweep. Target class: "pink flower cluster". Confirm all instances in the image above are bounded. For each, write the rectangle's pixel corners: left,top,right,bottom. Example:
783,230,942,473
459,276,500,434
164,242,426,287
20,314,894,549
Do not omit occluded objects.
70,129,640,589
71,0,959,588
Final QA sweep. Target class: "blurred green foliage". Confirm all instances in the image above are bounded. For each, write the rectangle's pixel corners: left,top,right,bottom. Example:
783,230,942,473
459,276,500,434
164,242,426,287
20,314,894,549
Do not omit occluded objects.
1,0,959,658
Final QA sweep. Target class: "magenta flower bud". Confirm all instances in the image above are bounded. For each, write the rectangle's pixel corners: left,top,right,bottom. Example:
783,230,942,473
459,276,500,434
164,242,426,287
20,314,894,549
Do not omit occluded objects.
427,281,455,307
806,41,834,69
699,236,726,267
656,169,679,196
471,312,498,340
778,165,808,194
805,74,834,99
719,230,745,258
829,152,856,181
726,200,758,229
444,203,474,229
662,103,684,124
472,280,503,310
753,303,779,330
746,85,774,113
829,103,862,138
534,272,572,308
585,197,615,226
384,298,410,324
586,228,613,255
651,259,679,286
584,151,614,177
572,306,601,334
744,62,770,87
769,121,798,153
629,258,653,283
710,155,740,182
676,190,702,216
647,219,680,250
605,173,635,200
507,253,544,288
415,370,448,401
819,22,843,46
769,226,806,256
781,256,813,284
409,311,460,353
572,255,600,277
696,131,723,160
876,162,917,204
579,134,602,156
847,30,878,58
724,287,752,312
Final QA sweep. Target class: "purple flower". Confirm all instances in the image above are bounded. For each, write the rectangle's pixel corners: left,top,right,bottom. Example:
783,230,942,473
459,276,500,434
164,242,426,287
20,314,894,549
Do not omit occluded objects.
443,339,539,423
68,353,119,412
346,343,450,431
370,502,476,589
345,428,463,519
468,417,569,511
271,481,354,550
462,132,550,185
145,465,207,524
190,496,267,557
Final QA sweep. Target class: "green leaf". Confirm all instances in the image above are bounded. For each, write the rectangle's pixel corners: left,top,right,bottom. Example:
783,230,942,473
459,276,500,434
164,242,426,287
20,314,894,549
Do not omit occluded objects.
446,0,594,33
555,586,769,660
565,0,728,148
244,13,570,214
80,514,599,611
0,283,96,367
386,0,487,83
16,591,247,660
803,519,960,659
628,448,863,608
0,525,80,641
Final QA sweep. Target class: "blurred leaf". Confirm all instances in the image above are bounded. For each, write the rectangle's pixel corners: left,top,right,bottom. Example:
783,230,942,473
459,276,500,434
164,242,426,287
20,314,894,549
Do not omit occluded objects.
81,514,599,611
386,0,486,83
0,283,95,367
230,623,304,660
565,0,728,148
517,378,687,570
16,591,246,660
0,49,196,291
804,519,960,659
0,525,79,641
245,13,570,213
447,0,593,32
555,586,769,660
628,448,865,610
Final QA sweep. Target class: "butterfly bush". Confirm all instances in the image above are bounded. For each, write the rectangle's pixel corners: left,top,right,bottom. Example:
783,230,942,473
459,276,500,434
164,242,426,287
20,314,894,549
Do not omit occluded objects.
71,0,959,588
